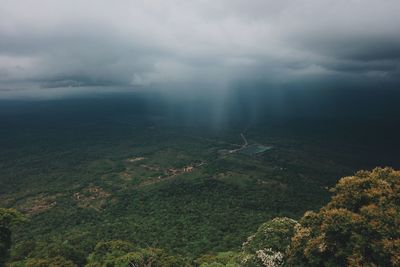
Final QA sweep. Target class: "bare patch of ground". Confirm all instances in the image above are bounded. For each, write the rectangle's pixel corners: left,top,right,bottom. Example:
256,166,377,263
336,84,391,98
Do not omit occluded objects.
126,157,145,162
256,179,288,189
140,164,161,171
120,171,134,181
137,163,204,187
74,186,110,210
18,193,60,215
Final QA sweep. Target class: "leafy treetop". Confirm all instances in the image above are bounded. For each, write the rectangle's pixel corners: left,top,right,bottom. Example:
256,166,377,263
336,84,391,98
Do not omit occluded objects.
288,167,400,266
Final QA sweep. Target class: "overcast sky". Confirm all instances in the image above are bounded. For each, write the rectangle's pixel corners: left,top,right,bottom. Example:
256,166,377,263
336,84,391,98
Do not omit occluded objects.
0,0,399,97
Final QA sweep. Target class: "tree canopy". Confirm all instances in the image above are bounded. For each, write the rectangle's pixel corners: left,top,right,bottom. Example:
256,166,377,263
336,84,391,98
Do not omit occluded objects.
288,167,400,266
241,217,298,266
3,167,400,266
0,208,26,266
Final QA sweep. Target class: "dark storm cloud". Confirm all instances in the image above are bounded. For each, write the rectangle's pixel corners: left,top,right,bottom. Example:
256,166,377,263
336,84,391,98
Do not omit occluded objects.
0,0,399,97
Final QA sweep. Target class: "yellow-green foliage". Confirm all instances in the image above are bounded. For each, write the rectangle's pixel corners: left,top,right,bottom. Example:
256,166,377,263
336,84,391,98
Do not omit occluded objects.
10,256,77,267
0,208,26,266
0,208,26,228
85,240,190,267
195,251,241,267
288,167,400,266
86,240,136,265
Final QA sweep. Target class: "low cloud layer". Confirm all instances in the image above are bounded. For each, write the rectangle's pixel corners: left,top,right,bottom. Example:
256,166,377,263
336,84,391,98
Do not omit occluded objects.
0,0,399,96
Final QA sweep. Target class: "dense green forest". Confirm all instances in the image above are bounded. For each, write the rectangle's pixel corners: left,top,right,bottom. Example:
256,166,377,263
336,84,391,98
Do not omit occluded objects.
2,167,399,266
1,98,400,266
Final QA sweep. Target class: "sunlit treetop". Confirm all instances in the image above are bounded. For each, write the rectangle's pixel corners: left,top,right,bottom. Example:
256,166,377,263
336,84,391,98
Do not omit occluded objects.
288,167,400,267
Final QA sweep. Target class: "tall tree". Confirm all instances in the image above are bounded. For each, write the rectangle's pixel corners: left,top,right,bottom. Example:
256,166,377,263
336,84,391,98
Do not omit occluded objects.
288,167,400,266
0,208,26,266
